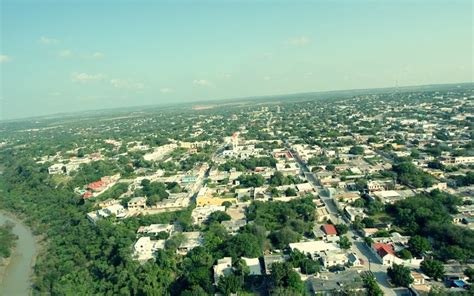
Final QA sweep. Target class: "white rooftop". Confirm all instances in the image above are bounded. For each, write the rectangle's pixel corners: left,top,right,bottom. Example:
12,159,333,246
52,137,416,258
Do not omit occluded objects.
289,241,339,255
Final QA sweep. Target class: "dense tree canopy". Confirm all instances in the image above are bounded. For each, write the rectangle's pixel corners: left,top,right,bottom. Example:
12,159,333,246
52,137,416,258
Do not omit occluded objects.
386,190,473,261
387,264,413,287
420,259,445,280
0,222,18,258
392,161,435,188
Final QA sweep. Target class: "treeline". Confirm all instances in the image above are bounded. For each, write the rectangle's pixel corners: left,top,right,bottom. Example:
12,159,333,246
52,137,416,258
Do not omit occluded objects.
452,171,474,187
392,161,435,188
386,190,474,261
0,221,18,258
0,148,319,295
218,156,276,172
0,153,180,294
68,160,121,188
247,197,316,249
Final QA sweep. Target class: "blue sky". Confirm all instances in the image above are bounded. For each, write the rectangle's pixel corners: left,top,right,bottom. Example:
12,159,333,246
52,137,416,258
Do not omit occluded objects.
0,0,472,120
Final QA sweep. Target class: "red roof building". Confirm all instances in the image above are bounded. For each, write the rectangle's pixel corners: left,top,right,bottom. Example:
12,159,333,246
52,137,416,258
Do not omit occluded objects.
373,243,395,258
82,191,93,199
88,180,105,191
322,224,338,236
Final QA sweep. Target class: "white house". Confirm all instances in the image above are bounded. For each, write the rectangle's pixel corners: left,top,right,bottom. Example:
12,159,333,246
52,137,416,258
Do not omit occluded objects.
103,204,126,218
371,243,423,267
133,236,165,262
191,205,226,225
242,257,262,276
128,197,147,211
221,219,247,235
345,206,367,222
137,224,175,236
86,204,126,223
213,257,233,285
320,251,349,267
289,241,339,259
177,232,203,255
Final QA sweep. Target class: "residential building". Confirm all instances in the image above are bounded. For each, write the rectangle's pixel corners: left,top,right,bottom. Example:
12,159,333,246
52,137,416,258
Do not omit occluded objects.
133,236,165,262
128,197,147,210
320,251,349,267
191,205,226,225
221,219,247,235
289,241,339,259
242,257,262,276
213,257,233,285
177,232,203,255
263,254,286,274
137,224,175,236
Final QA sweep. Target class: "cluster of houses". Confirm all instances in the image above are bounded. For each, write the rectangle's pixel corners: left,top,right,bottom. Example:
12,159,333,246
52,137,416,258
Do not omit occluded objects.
79,174,121,199
45,152,103,175
132,223,203,261
35,89,474,295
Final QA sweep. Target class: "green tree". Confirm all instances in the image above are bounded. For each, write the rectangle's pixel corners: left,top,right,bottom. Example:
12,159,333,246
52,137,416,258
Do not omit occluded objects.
334,224,348,235
237,174,265,188
349,146,364,155
338,236,352,249
300,258,320,274
270,227,301,249
362,274,383,296
464,267,474,282
0,222,18,258
269,262,304,294
270,172,286,186
408,235,431,257
205,211,231,224
387,264,413,287
224,233,262,258
222,201,233,208
420,259,445,280
397,249,413,260
284,187,297,197
146,194,160,206
217,274,243,296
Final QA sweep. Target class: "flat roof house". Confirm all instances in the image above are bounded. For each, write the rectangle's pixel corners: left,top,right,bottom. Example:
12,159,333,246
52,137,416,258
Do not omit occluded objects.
213,257,233,285
133,236,165,262
128,197,147,211
177,232,203,255
242,257,262,276
289,241,339,259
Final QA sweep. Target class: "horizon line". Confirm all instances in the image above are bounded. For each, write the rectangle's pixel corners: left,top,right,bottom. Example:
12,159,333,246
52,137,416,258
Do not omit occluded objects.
1,80,473,123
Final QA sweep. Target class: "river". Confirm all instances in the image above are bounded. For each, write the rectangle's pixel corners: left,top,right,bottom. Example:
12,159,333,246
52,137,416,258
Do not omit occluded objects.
0,212,37,296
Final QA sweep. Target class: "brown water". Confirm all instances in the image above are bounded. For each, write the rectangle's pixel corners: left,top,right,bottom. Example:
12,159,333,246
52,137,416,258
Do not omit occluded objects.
0,213,36,296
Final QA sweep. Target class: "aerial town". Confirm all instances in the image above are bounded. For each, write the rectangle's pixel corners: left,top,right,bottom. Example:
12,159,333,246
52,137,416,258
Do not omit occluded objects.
1,85,473,295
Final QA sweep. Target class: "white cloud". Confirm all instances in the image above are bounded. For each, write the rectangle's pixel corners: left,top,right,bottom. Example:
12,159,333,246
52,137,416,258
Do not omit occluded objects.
160,88,173,93
71,72,105,82
110,79,144,90
59,49,73,58
91,52,104,59
193,79,213,87
39,36,59,45
0,55,11,63
288,36,310,46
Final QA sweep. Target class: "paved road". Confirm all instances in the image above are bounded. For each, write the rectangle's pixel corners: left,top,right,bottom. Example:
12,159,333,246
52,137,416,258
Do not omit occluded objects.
289,144,396,295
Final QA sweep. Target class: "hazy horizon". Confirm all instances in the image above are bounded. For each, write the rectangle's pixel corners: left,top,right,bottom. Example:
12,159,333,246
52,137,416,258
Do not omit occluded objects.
1,0,473,120
1,81,473,122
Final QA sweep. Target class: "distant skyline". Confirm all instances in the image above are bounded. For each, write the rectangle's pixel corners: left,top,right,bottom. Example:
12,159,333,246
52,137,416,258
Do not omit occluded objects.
1,0,473,120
